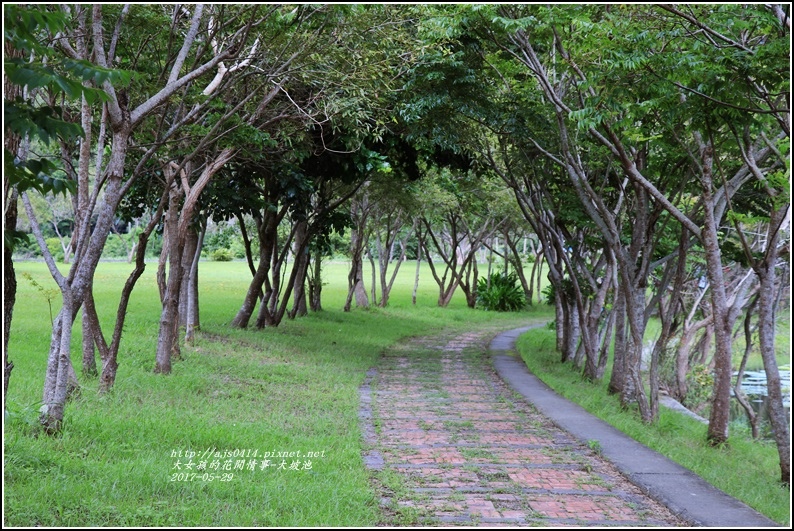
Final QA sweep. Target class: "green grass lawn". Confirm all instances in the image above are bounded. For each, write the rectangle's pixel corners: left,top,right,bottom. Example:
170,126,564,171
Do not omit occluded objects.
4,259,542,526
516,327,791,526
6,259,788,526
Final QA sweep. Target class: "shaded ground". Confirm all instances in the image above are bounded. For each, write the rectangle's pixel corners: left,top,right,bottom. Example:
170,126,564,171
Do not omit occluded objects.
360,328,688,527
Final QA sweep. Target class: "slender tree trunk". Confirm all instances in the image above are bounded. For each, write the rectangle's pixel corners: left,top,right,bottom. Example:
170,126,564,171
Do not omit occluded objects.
237,212,258,278
367,248,377,307
289,221,310,318
178,228,200,327
596,303,615,380
506,234,532,303
699,143,733,445
378,221,413,308
232,210,279,328
554,290,565,357
309,248,323,312
81,286,100,377
155,187,184,374
412,229,422,305
734,295,760,439
184,225,205,345
560,296,579,363
232,259,268,328
623,279,651,421
156,150,235,371
527,243,542,305
675,312,712,402
754,205,790,484
42,291,75,434
345,222,369,311
96,197,166,393
608,284,627,395
253,219,298,328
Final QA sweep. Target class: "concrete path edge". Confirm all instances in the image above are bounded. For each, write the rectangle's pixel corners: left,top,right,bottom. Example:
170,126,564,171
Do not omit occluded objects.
489,325,781,528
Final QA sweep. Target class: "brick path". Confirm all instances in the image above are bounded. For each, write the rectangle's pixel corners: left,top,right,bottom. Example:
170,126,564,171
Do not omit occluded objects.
360,329,687,527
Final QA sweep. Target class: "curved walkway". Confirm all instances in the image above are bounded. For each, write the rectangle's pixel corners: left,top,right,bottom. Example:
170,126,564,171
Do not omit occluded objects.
360,326,706,527
491,326,779,528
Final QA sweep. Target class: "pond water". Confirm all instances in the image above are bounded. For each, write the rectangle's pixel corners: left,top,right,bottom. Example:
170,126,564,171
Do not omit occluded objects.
730,368,791,437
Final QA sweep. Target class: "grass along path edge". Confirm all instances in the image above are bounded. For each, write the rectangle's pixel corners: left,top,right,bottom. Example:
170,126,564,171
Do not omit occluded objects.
5,261,544,526
515,327,791,526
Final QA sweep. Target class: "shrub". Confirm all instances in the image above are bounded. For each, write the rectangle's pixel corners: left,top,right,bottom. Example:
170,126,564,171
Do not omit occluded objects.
685,364,715,415
45,237,65,262
101,234,132,259
210,248,234,262
11,233,41,259
476,270,526,312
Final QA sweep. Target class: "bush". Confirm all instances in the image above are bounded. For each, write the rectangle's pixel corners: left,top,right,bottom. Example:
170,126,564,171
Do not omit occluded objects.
210,248,234,262
45,237,65,262
476,270,526,312
11,233,41,259
101,234,132,259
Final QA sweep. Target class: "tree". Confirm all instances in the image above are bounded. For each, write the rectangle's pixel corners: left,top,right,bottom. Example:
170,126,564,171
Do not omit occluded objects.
4,4,130,406
14,4,256,432
476,3,788,435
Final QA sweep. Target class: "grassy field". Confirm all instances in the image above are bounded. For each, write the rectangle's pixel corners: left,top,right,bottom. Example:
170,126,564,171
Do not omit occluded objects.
5,259,789,526
3,259,543,526
516,328,791,526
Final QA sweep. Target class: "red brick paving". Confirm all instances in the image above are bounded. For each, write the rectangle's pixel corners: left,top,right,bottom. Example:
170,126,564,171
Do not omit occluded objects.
360,329,687,527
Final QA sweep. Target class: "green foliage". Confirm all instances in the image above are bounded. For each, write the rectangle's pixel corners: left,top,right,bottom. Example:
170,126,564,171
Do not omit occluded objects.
20,271,58,326
541,283,555,306
685,364,716,414
210,248,234,262
4,4,132,250
476,270,525,312
44,237,64,263
101,234,134,260
517,328,790,524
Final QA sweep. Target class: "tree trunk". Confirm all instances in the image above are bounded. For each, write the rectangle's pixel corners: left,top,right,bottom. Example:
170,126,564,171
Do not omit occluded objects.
81,286,99,377
377,221,413,308
506,234,532,304
154,186,184,374
554,290,565,357
40,290,80,434
734,295,760,439
232,210,279,328
607,285,627,395
345,223,369,311
699,143,733,445
560,296,579,363
97,198,166,393
4,190,18,405
4,38,23,407
233,260,268,328
596,302,615,380
237,212,258,278
156,151,234,370
623,279,651,421
178,228,200,327
367,248,377,307
289,221,310,318
412,229,422,305
309,247,323,312
754,205,790,484
674,311,712,402
184,225,205,345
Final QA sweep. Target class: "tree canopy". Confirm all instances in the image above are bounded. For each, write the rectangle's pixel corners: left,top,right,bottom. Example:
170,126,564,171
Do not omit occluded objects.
4,3,790,483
